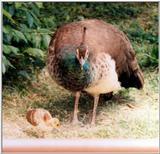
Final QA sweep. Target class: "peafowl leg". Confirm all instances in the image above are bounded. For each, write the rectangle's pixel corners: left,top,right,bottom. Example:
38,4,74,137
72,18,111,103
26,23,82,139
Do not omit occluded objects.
72,91,81,124
91,95,100,125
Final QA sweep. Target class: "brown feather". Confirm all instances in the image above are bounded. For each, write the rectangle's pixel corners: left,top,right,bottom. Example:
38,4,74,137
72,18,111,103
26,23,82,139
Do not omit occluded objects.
47,19,144,89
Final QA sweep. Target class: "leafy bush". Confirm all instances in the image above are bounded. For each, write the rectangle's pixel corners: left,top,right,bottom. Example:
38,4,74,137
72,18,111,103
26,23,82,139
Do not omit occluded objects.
122,19,158,67
3,2,52,82
3,2,158,84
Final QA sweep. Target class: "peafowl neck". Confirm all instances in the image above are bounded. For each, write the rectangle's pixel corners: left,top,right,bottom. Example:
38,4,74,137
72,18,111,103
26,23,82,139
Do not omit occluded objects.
55,48,92,91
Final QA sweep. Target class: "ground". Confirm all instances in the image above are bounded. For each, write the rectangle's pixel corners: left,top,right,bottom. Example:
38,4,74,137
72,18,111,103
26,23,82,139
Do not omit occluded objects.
3,68,159,139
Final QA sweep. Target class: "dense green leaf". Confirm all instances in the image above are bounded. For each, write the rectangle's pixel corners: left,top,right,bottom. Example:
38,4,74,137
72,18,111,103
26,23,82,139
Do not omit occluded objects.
24,48,44,59
24,32,32,43
2,63,6,74
29,10,40,26
35,2,43,8
15,3,22,8
3,45,20,55
26,12,34,28
31,3,40,16
31,33,41,48
42,34,51,49
12,29,28,43
2,55,15,74
18,70,30,79
3,26,10,34
3,8,16,24
36,28,52,34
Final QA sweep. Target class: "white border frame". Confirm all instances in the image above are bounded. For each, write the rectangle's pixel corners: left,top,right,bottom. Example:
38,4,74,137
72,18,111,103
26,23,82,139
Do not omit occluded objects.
1,1,159,153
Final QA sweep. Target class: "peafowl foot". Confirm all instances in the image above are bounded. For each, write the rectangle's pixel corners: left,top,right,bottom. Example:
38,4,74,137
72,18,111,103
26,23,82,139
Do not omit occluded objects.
71,118,83,126
71,117,79,125
90,121,95,127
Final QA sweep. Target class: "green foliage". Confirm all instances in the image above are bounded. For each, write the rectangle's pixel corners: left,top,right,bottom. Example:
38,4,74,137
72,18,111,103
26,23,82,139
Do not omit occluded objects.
3,2,51,82
121,19,158,67
24,48,44,59
3,45,20,55
3,2,158,84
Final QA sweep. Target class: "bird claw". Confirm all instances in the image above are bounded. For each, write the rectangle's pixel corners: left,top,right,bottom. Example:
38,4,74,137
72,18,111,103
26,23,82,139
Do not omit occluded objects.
72,120,79,125
90,122,95,127
71,119,84,126
85,122,95,129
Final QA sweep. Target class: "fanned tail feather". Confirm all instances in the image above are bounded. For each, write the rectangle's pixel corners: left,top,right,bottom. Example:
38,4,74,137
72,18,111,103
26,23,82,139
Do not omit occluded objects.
119,66,144,89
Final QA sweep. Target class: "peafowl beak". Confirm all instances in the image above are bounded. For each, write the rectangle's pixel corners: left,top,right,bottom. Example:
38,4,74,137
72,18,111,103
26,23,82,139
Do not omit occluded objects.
46,118,60,130
76,49,86,70
79,58,85,70
76,47,89,70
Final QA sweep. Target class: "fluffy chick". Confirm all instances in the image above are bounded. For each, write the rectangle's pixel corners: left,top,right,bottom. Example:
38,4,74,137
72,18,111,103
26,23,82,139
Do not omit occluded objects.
26,108,60,130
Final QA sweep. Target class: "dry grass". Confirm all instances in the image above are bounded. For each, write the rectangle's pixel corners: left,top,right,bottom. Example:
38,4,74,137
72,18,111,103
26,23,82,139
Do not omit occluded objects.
2,68,159,139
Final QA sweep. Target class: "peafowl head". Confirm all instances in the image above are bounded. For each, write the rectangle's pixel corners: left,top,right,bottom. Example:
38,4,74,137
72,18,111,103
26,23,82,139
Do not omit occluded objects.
76,27,89,70
55,27,91,90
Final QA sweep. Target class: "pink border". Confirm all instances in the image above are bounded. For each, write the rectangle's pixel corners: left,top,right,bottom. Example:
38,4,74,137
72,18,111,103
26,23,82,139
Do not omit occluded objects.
3,139,159,152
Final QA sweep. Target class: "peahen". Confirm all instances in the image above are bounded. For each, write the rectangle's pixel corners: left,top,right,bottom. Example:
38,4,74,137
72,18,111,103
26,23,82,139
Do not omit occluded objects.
47,19,144,125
